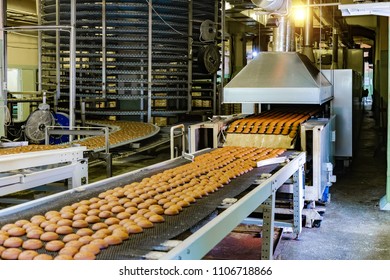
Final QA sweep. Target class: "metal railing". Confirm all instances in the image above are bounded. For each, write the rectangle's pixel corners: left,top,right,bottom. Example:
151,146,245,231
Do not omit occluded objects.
44,125,110,154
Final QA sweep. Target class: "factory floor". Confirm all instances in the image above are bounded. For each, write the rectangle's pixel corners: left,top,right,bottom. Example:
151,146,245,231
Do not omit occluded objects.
278,110,390,260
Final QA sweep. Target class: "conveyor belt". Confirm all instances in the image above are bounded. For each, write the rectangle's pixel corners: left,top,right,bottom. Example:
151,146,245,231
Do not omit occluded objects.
224,106,322,149
0,147,294,260
0,145,68,156
0,121,159,155
226,107,320,137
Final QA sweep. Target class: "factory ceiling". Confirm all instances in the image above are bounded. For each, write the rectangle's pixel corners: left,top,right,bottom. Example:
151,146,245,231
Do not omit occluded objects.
225,0,376,48
5,0,376,48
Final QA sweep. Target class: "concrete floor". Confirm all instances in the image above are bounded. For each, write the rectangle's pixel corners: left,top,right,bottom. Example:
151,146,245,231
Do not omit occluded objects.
278,111,390,260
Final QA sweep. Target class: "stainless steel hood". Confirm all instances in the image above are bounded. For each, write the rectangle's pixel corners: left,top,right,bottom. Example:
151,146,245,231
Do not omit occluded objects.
223,52,333,105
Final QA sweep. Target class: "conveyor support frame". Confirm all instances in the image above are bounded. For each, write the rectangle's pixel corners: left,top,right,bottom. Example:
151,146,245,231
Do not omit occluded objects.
161,151,305,260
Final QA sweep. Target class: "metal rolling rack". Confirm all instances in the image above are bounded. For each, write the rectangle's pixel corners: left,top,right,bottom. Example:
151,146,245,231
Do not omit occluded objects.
40,0,220,124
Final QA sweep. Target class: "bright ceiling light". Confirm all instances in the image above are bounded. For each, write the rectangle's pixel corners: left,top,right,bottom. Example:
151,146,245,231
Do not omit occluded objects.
294,7,305,21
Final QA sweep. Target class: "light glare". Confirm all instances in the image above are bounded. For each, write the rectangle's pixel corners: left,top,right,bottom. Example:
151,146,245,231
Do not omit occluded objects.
294,8,305,21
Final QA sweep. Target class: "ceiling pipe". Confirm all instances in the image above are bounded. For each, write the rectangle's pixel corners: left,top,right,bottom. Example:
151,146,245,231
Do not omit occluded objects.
286,16,295,51
273,15,287,51
332,28,339,69
251,0,293,52
302,0,315,62
251,0,285,12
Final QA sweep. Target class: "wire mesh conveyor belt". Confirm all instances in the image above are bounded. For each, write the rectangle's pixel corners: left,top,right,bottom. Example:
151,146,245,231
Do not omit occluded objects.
0,146,293,260
223,106,322,149
0,145,69,156
226,106,321,138
0,121,159,155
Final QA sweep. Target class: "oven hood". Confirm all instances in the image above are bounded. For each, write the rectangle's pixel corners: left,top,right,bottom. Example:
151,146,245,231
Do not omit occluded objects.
223,52,333,105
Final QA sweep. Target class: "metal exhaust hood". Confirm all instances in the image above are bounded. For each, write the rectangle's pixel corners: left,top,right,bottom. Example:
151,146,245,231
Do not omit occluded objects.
223,52,333,105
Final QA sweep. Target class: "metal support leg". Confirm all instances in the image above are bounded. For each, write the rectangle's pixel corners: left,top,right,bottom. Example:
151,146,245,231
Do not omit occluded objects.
170,124,185,159
293,165,304,239
187,0,193,112
105,153,112,178
98,152,112,178
261,191,275,260
0,0,7,137
147,0,152,123
69,0,76,141
381,17,390,210
70,159,89,188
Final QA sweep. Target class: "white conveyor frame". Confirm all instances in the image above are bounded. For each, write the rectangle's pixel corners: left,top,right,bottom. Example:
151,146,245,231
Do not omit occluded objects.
162,152,305,260
0,146,88,196
188,115,245,154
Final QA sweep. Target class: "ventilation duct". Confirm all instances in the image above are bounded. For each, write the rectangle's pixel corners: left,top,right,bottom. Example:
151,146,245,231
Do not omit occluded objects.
302,0,315,62
222,1,332,105
223,52,332,105
251,0,286,12
252,0,293,52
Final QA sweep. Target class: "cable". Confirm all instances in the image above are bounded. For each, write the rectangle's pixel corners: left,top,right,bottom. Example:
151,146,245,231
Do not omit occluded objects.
1,105,12,126
145,0,184,36
6,126,23,138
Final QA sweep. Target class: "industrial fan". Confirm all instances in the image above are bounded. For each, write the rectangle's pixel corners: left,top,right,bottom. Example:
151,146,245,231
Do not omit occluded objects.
50,112,70,144
24,102,69,144
24,102,55,143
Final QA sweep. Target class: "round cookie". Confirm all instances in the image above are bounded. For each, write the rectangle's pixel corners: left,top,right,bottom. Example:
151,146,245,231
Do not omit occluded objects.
45,240,65,252
54,254,73,260
79,244,100,255
62,233,80,243
22,239,43,250
18,250,39,260
33,254,53,260
104,235,122,246
56,225,74,235
40,232,59,241
3,237,23,248
26,229,44,239
59,246,79,257
1,248,22,260
73,251,96,260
